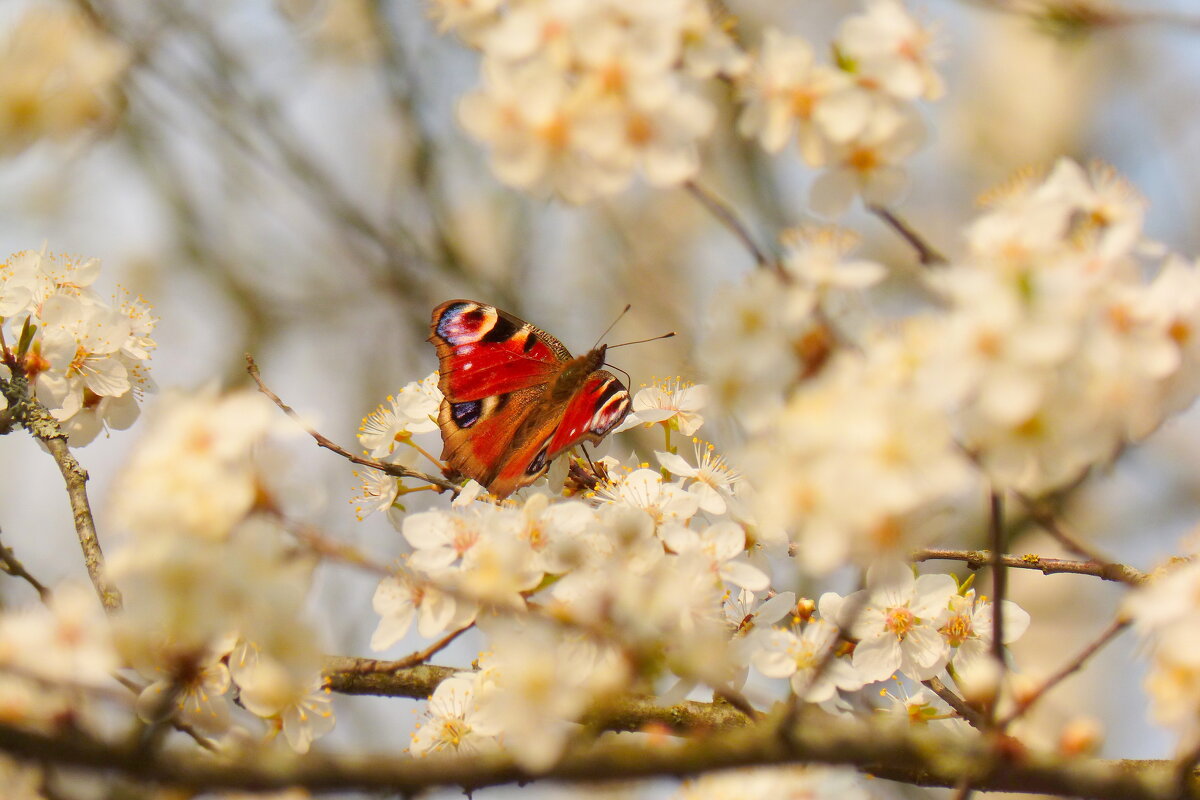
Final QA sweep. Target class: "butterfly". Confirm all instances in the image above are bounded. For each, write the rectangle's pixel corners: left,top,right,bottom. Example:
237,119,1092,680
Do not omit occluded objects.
429,300,632,499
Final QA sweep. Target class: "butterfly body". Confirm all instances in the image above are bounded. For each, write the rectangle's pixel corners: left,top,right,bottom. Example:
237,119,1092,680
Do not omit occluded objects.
429,300,631,499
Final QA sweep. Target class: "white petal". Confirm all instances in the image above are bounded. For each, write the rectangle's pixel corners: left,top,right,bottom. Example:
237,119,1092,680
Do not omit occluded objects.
656,450,697,477
722,560,770,591
851,633,901,683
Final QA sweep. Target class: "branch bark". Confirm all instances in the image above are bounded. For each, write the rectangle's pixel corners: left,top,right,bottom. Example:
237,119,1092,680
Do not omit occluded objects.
912,548,1146,585
0,703,1194,799
1,373,120,613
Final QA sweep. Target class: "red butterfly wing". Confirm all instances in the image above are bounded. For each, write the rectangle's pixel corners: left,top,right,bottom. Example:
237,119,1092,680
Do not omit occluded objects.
430,300,631,499
546,371,631,458
430,300,569,402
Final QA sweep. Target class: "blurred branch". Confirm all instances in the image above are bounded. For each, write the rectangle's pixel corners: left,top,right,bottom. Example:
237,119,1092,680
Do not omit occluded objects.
998,615,1130,729
989,490,1008,671
364,0,520,312
966,0,1200,34
912,548,1146,584
246,355,462,494
870,206,948,266
0,374,120,613
0,528,53,604
683,180,775,271
1014,493,1137,583
0,701,1196,797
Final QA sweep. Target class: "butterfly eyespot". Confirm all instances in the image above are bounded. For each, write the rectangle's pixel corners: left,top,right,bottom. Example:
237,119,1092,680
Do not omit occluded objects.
437,302,497,345
525,444,550,476
450,400,482,429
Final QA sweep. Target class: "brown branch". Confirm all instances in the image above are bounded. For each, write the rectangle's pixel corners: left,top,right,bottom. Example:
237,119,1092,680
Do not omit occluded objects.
0,374,120,613
998,615,1130,729
1014,493,1138,584
924,677,988,730
989,490,1007,668
965,0,1200,34
341,627,473,677
912,548,1146,584
0,701,1195,798
869,206,948,266
0,528,52,604
245,355,461,495
683,180,775,271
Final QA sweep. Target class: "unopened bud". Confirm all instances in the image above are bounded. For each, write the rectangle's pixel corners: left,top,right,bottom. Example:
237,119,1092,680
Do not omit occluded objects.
955,658,1003,707
1059,716,1103,756
795,597,816,622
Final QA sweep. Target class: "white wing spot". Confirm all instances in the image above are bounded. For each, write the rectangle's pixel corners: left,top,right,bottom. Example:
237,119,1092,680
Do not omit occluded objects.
463,362,473,370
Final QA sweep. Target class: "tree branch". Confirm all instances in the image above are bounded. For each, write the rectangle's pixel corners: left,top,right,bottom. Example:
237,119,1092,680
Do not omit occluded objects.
999,616,1130,728
1,374,120,613
0,703,1195,798
911,548,1146,584
924,677,988,730
0,528,53,604
245,355,462,495
683,180,775,271
869,206,948,266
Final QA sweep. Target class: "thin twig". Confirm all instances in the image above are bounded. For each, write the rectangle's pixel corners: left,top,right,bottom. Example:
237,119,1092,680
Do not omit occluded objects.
998,615,1130,729
869,206,948,266
0,529,53,604
923,677,987,730
110,673,219,753
349,626,473,675
245,355,461,495
1015,492,1133,582
989,490,1007,666
912,547,1146,584
683,180,774,270
285,520,392,576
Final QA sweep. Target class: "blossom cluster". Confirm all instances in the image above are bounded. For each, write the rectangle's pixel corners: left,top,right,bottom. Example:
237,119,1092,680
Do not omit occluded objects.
712,159,1200,571
359,371,1028,769
0,387,333,757
0,5,128,155
108,388,334,752
0,247,156,445
737,0,941,215
1126,559,1200,750
439,0,742,203
435,0,940,212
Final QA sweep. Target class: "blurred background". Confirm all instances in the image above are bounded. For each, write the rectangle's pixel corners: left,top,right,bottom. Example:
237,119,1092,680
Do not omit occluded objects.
1,0,1199,796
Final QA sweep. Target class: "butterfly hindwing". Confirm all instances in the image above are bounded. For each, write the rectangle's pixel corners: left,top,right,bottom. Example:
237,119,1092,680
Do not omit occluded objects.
438,385,544,490
430,300,633,499
546,371,631,457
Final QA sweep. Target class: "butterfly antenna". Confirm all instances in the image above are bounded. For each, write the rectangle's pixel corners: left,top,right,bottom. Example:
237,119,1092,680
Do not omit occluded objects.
592,304,632,350
606,331,677,350
609,363,633,386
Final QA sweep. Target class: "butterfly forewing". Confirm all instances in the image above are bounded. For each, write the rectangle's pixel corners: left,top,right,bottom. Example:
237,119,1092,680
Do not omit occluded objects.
429,299,632,499
430,300,569,402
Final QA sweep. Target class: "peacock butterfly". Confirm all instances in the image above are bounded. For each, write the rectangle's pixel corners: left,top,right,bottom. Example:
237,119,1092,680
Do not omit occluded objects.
429,300,632,499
